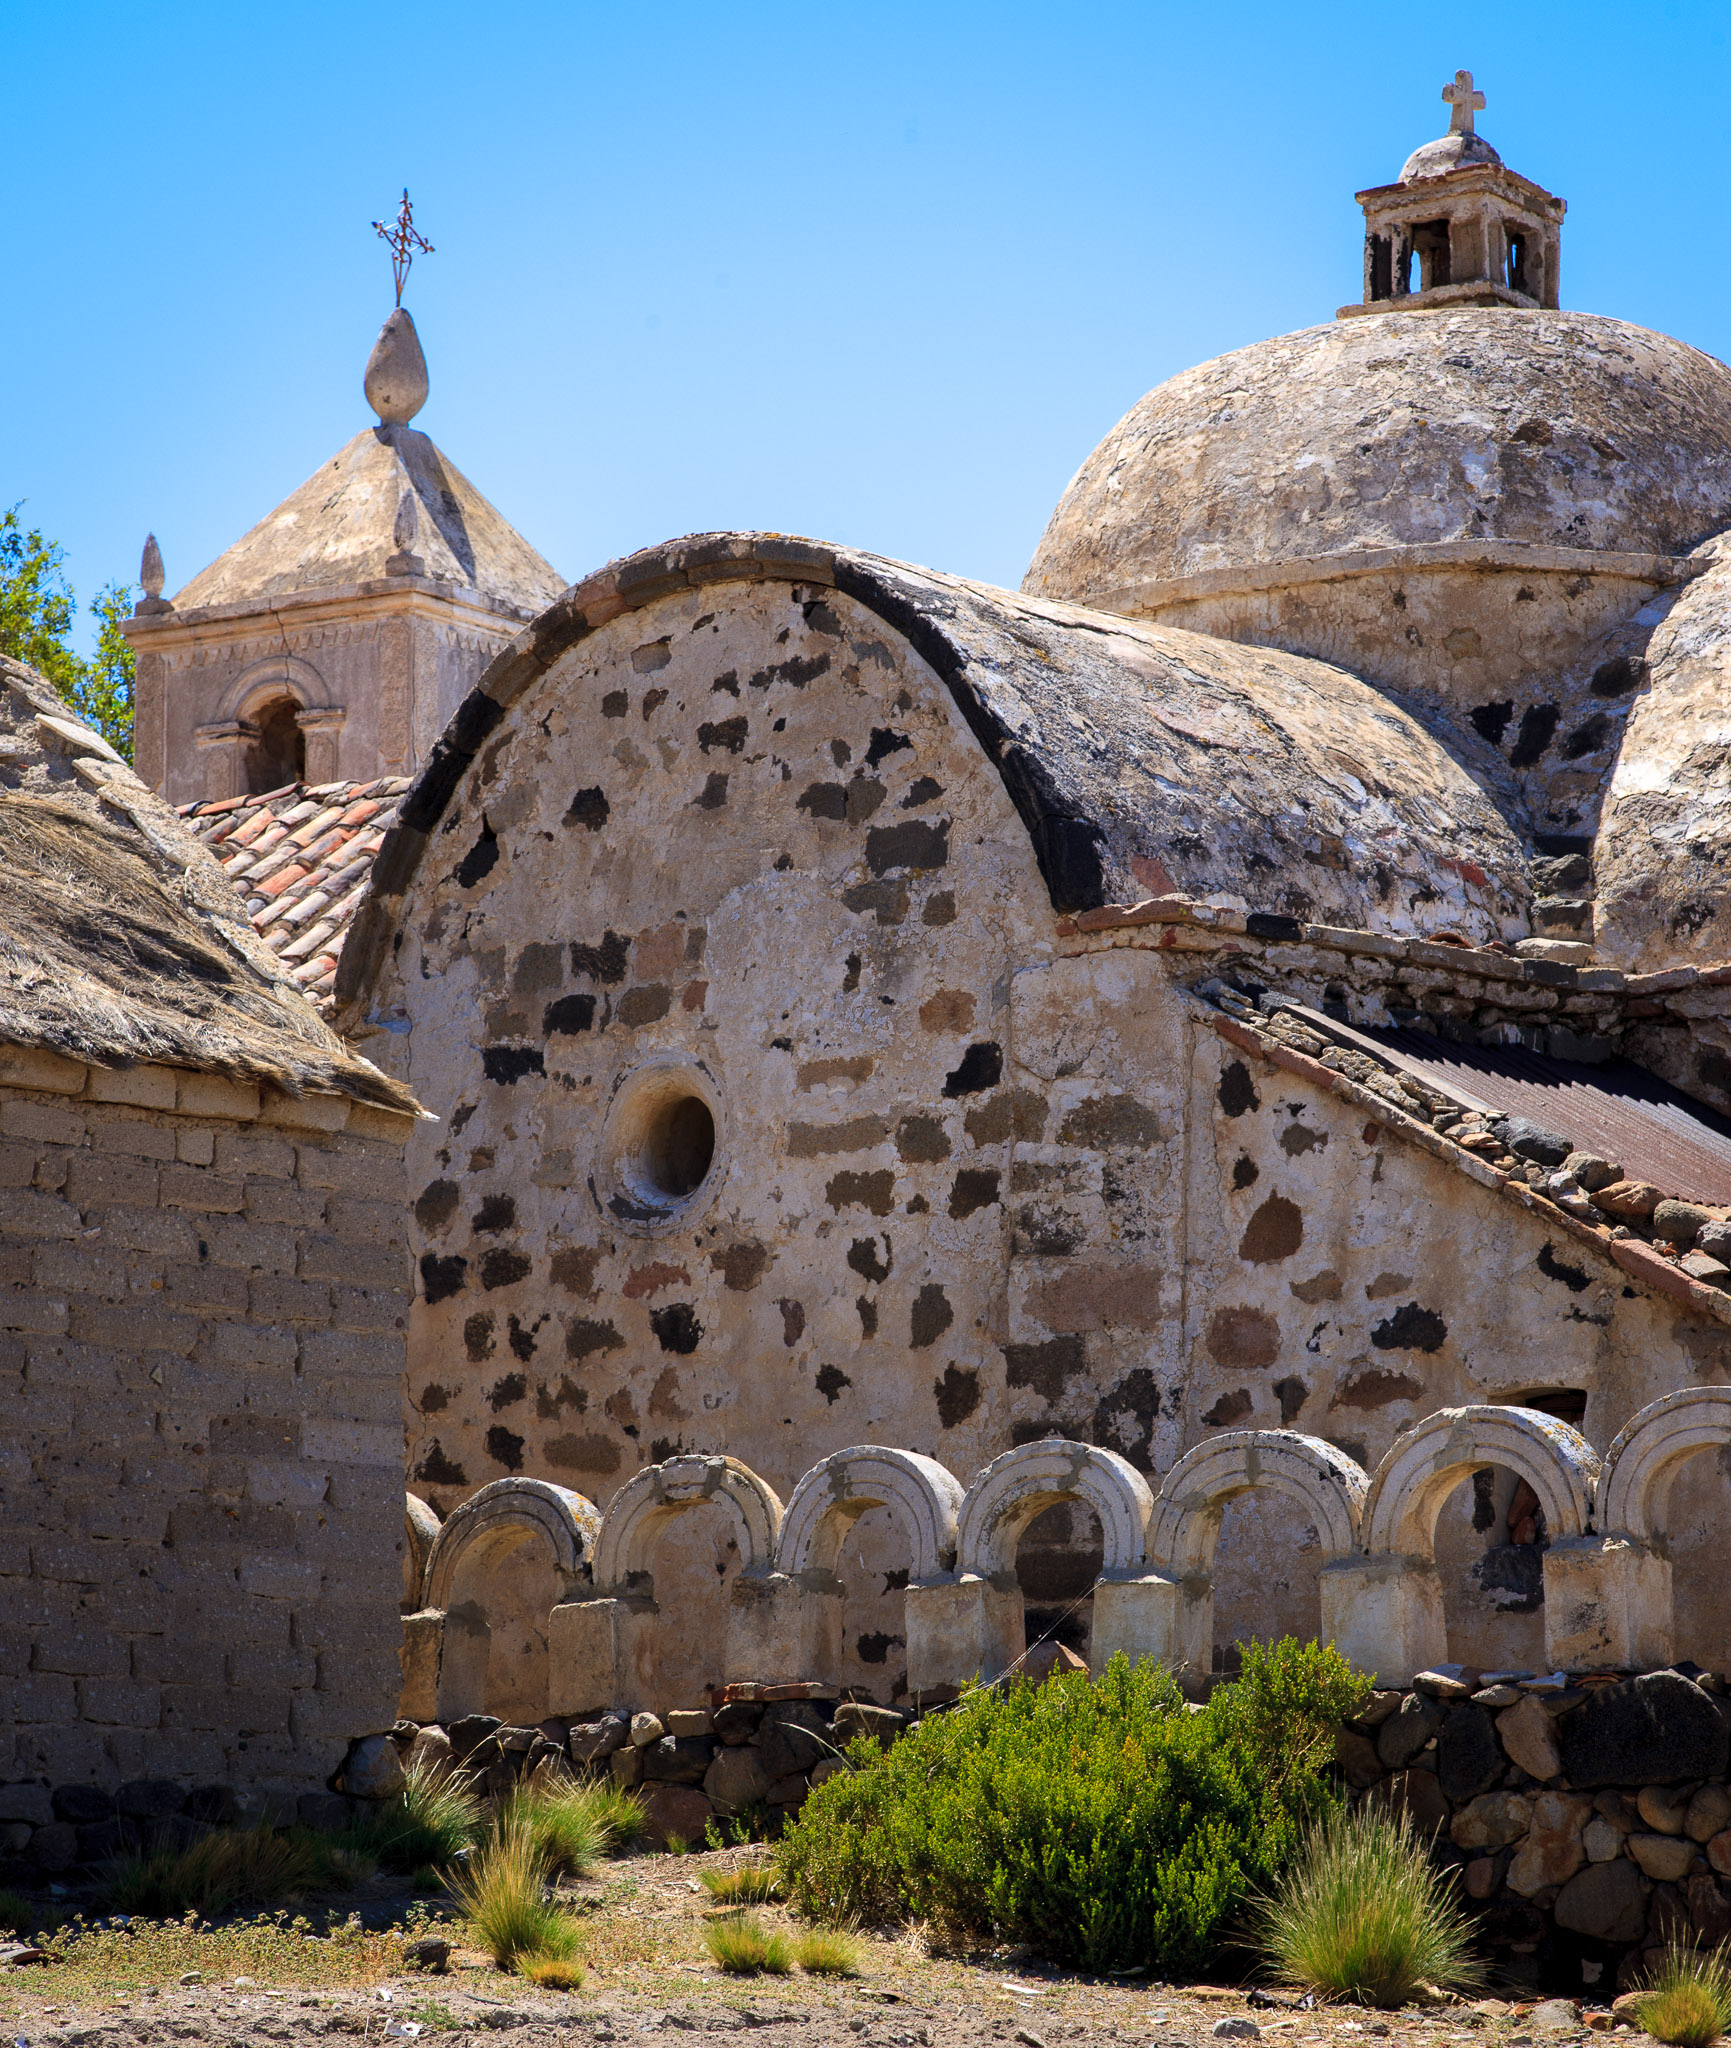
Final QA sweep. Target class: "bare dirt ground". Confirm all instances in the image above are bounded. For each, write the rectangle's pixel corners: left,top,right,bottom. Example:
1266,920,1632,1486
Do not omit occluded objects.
0,1845,1604,2048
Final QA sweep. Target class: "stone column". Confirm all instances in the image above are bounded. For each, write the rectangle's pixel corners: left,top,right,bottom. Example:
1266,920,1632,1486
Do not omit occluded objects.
1319,1554,1447,1685
193,720,252,802
399,1609,444,1722
1543,1536,1673,1672
904,1577,1022,1696
547,1597,638,1717
297,707,346,787
1090,1569,1201,1678
724,1572,835,1686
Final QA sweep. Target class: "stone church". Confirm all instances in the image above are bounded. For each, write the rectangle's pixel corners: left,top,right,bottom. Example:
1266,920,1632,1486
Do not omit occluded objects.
132,79,1731,1717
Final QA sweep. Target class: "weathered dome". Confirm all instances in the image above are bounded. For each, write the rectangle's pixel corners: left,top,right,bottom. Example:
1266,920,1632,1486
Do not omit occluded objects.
1024,311,1731,614
1401,130,1501,181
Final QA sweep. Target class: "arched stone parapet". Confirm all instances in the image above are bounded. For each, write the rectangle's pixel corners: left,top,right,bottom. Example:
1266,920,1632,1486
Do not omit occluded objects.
1147,1431,1366,1575
422,1478,602,1723
1360,1405,1598,1559
404,1493,441,1612
1598,1388,1731,1543
1334,1407,1600,1684
593,1454,783,1598
423,1477,601,1611
956,1439,1153,1586
776,1447,964,1588
1139,1431,1368,1682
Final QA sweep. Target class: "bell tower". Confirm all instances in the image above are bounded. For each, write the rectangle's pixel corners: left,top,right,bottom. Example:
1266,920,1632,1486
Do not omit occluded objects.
1339,71,1565,320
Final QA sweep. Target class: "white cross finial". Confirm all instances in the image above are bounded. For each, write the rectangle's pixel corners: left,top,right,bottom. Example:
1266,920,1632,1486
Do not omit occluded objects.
1441,68,1486,136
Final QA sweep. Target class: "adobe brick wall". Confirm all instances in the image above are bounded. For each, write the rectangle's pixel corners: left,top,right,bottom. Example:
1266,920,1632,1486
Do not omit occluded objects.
0,1042,416,1806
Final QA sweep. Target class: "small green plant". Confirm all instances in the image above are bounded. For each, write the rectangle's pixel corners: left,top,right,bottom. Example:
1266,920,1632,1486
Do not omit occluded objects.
664,1833,691,1856
345,1756,482,1872
1251,1803,1482,2007
450,1819,581,1970
521,1951,586,1989
705,1804,776,1849
1636,1945,1731,2048
793,1927,863,1975
704,1913,793,1975
104,1828,360,1916
700,1863,784,1907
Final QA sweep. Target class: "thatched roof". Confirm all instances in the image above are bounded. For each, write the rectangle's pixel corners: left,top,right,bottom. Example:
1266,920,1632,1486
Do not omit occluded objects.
0,654,418,1112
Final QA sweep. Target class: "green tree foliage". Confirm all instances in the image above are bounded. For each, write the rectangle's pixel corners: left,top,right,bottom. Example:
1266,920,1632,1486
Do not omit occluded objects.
0,505,136,761
777,1638,1370,1975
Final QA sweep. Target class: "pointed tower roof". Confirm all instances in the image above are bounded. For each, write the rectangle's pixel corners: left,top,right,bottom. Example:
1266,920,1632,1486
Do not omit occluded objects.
169,306,563,618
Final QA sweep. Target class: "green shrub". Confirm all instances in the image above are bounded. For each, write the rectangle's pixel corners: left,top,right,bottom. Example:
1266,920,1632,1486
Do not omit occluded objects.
705,1913,793,1974
777,1638,1368,1973
1637,1945,1731,2048
1251,1802,1482,2006
345,1756,481,1873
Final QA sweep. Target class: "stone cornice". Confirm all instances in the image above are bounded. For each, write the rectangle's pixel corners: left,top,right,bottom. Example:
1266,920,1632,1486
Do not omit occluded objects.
119,573,537,653
1090,540,1695,618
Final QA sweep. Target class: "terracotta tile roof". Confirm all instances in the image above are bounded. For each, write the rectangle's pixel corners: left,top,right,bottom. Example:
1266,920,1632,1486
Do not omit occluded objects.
177,777,410,1012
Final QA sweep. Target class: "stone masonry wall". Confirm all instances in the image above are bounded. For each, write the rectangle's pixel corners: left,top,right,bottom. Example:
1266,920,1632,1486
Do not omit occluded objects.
1337,1666,1731,1998
0,1040,416,1842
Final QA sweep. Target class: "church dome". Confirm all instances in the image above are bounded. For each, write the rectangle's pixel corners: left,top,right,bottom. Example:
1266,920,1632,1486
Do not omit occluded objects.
1023,310,1731,613
1401,130,1501,181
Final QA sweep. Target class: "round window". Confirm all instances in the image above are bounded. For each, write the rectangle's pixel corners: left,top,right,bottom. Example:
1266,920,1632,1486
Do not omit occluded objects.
600,1063,722,1226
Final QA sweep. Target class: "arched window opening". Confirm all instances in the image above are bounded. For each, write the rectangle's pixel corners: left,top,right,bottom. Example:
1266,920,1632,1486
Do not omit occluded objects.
244,697,305,794
1433,1465,1547,1674
834,1504,914,1705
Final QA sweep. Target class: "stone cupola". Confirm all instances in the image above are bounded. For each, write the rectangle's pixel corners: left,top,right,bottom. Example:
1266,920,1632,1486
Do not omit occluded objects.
1339,71,1565,320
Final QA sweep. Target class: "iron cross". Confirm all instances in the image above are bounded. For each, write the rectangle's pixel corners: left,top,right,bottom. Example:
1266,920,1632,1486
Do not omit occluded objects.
1441,69,1486,136
372,190,434,307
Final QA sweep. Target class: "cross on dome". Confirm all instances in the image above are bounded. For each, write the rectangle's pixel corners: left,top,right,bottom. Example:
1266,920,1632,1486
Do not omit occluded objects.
1442,69,1486,136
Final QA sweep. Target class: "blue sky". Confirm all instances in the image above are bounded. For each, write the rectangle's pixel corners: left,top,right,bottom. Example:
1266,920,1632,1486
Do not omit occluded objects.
6,2,1728,652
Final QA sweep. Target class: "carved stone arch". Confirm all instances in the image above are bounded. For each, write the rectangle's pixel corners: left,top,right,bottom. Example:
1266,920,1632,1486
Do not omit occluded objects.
593,1455,783,1596
1598,1388,1731,1542
776,1447,964,1587
1147,1431,1366,1575
218,652,337,722
1360,1405,1599,1559
404,1492,441,1611
423,1476,600,1611
956,1440,1153,1586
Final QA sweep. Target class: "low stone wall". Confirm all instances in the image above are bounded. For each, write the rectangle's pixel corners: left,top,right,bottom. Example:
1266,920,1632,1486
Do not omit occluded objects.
400,1684,915,1848
1336,1666,1731,1994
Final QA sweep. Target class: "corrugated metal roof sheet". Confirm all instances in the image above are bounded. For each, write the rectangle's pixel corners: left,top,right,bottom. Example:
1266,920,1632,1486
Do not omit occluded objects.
1363,1027,1731,1208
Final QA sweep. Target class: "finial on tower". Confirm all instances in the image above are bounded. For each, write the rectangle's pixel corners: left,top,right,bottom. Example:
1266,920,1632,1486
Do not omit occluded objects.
1441,69,1485,136
371,190,433,308
365,191,433,428
135,533,173,616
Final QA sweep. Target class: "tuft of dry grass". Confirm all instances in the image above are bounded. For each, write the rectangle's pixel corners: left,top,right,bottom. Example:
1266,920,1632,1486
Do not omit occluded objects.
700,1863,784,1907
520,1952,586,1989
1637,1945,1731,2048
1251,1804,1482,2008
793,1927,863,1975
704,1913,793,1975
449,1818,581,1970
104,1828,367,1918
